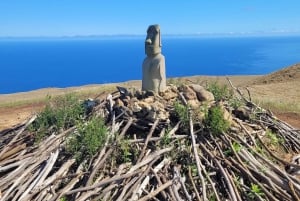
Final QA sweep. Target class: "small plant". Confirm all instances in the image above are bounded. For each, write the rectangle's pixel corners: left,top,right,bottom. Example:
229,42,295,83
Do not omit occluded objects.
266,129,283,146
247,183,264,200
209,194,217,201
66,116,107,163
224,142,242,156
206,81,233,102
254,143,266,156
160,132,172,147
229,97,243,109
59,196,67,201
192,103,209,122
174,101,189,128
119,139,133,163
233,176,241,190
189,164,198,177
232,141,242,152
114,138,138,164
30,94,84,143
204,105,230,136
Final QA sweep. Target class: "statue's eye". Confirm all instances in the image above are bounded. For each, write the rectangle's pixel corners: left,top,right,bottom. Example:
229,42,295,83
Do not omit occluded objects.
151,28,158,34
148,27,158,35
147,33,154,39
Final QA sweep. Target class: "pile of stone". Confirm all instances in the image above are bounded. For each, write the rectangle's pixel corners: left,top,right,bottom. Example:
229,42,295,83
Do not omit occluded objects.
110,84,215,123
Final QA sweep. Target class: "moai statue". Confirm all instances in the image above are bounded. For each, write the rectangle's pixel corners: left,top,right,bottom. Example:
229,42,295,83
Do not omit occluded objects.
142,24,167,93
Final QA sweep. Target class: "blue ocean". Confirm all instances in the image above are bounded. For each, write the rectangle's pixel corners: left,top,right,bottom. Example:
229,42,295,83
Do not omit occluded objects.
1,36,300,94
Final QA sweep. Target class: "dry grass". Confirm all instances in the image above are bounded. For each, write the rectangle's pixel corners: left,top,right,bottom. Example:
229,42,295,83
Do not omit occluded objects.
246,80,300,113
0,84,117,107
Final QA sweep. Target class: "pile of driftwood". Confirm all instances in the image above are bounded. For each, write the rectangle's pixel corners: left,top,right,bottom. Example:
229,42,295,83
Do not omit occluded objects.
1,81,300,201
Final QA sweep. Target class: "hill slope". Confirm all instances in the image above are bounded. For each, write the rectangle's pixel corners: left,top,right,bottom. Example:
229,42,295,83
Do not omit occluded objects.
251,63,300,85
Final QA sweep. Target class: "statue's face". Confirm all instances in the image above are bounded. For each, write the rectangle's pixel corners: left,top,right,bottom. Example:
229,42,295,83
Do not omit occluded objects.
145,25,161,56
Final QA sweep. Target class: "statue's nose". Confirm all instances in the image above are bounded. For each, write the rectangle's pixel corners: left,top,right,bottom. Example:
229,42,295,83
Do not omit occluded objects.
145,38,152,45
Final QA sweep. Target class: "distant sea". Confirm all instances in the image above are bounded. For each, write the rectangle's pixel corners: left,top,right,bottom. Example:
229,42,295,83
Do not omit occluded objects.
1,35,300,94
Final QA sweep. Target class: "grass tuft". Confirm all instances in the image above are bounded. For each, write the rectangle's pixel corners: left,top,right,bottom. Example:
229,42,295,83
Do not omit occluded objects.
204,105,230,135
206,81,233,102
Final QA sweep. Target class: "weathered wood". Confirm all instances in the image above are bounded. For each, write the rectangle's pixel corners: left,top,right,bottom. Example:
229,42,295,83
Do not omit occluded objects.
19,149,60,201
0,115,36,161
0,143,26,161
31,159,76,194
138,179,174,201
137,118,159,163
64,170,143,196
189,115,208,201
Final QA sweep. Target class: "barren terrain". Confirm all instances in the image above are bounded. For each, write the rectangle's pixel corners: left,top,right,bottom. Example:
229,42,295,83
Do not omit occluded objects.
0,64,300,131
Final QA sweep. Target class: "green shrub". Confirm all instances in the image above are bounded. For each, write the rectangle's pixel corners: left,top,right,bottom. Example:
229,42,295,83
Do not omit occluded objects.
204,105,230,135
30,94,84,143
66,116,107,163
112,137,139,164
174,101,189,127
117,139,135,163
206,82,233,102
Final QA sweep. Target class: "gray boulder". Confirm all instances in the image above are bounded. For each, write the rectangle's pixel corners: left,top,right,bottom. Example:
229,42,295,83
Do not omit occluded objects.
189,84,215,102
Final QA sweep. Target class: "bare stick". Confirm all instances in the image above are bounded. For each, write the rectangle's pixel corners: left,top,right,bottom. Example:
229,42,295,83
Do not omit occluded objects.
0,115,36,161
137,118,160,163
64,170,143,195
189,113,208,201
19,149,60,201
138,180,174,201
128,134,188,143
87,117,133,185
188,166,202,201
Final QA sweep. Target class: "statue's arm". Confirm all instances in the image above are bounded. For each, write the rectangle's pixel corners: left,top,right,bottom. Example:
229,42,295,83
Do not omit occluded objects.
158,57,166,92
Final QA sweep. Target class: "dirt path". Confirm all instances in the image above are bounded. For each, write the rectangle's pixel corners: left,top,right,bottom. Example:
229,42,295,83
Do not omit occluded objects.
0,103,44,130
274,112,300,128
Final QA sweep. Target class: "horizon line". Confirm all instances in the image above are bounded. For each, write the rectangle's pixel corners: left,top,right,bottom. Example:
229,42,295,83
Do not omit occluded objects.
1,31,300,39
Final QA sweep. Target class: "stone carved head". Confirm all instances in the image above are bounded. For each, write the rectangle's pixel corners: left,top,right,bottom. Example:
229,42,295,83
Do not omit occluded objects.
145,24,161,56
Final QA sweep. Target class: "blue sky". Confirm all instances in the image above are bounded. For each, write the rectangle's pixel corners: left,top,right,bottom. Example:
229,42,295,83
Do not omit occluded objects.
1,1,300,37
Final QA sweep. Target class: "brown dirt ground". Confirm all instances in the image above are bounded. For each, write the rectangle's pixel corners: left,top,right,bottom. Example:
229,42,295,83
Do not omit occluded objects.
0,65,300,130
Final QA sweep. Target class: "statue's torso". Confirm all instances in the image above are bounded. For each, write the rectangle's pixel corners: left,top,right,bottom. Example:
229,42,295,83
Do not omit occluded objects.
142,54,166,93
